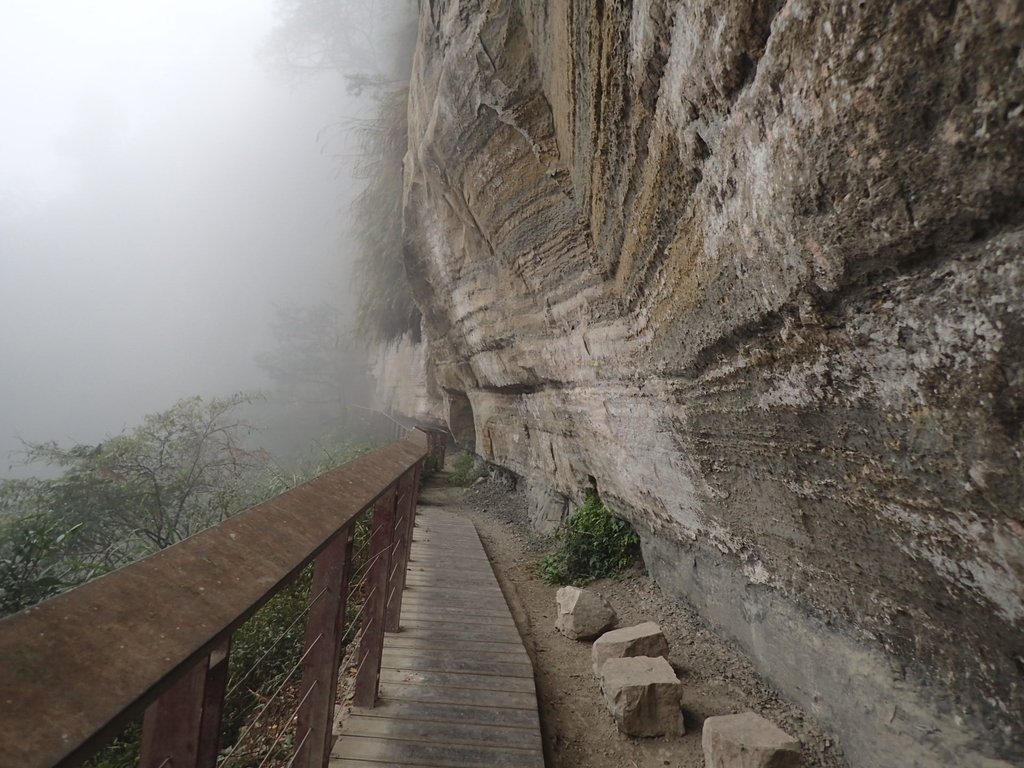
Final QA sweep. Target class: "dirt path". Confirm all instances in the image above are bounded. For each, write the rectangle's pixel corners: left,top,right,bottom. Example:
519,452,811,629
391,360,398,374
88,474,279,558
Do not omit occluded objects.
418,473,848,768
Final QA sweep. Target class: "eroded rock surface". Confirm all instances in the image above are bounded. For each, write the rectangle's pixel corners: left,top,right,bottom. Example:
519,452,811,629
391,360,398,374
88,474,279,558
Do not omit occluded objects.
381,2,1024,765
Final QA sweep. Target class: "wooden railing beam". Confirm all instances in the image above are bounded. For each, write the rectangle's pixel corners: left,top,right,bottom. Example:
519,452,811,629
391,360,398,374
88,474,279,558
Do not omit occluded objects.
0,431,429,768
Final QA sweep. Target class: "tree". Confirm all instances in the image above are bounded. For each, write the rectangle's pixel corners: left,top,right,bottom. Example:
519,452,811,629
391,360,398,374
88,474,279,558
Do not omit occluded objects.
261,0,422,344
0,500,88,616
261,0,417,87
14,394,263,564
257,303,370,414
350,86,422,344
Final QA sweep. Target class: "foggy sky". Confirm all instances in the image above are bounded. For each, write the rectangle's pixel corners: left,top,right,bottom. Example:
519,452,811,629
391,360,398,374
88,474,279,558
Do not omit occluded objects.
0,0,378,474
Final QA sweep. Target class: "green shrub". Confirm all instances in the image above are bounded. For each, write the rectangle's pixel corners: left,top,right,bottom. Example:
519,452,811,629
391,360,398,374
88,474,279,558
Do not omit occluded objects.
448,452,487,487
539,492,641,586
0,512,89,617
220,567,313,745
82,724,140,768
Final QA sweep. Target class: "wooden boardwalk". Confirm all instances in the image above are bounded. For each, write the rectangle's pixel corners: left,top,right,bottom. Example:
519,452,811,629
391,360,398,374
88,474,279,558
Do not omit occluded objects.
331,508,545,768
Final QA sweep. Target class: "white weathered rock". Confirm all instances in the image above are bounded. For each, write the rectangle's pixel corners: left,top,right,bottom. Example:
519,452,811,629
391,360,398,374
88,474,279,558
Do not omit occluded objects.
702,712,801,768
592,621,669,675
554,586,616,640
599,656,684,737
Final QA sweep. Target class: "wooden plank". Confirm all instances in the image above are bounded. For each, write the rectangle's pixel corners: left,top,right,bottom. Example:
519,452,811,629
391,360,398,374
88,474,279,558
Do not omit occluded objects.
335,736,543,768
333,508,544,768
397,593,508,606
384,638,527,653
403,575,501,587
393,613,517,630
348,700,540,730
383,637,529,657
402,586,504,598
390,627,526,644
397,589,510,604
379,682,538,709
411,547,491,558
394,602,515,620
398,615,517,631
403,571,496,582
341,715,540,749
396,606,516,626
400,586,506,600
380,668,536,693
380,651,533,673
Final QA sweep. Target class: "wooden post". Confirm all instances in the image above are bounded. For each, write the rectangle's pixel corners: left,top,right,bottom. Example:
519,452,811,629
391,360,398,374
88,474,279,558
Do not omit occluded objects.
294,524,355,768
352,485,398,707
385,466,419,632
197,639,230,768
139,644,226,768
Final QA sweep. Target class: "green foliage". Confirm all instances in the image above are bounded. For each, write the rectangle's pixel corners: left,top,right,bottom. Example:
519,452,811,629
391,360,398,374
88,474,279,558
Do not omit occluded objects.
257,303,372,416
539,492,641,586
448,451,487,487
17,394,263,563
82,723,140,768
351,87,422,345
0,512,90,616
221,568,313,746
0,393,388,764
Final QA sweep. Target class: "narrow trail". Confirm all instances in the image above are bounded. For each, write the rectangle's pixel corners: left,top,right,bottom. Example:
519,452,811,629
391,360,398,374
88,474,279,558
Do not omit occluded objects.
333,505,544,767
425,473,848,768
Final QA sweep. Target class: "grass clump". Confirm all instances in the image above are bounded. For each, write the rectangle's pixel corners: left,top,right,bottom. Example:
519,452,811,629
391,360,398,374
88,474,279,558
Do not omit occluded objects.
539,492,640,586
448,451,488,487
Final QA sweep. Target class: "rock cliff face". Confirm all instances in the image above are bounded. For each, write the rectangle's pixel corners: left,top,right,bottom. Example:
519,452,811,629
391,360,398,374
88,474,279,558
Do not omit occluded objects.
383,2,1024,765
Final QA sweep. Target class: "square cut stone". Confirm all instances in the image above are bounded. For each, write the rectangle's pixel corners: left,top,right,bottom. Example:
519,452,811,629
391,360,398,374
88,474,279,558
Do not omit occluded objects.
599,656,684,737
592,621,669,675
554,585,617,640
702,711,802,768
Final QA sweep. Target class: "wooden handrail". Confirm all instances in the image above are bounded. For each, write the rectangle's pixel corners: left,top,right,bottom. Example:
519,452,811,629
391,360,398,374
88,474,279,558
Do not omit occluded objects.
0,429,431,768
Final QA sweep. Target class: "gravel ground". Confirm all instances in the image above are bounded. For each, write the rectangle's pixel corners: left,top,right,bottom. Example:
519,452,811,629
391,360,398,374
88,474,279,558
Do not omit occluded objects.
419,471,849,768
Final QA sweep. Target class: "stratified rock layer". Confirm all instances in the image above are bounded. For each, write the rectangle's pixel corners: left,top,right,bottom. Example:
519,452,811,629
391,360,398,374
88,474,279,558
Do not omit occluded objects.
389,2,1024,766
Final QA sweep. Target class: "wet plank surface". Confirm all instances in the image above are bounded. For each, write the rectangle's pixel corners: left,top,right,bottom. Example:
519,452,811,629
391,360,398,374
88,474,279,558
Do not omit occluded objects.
332,509,545,768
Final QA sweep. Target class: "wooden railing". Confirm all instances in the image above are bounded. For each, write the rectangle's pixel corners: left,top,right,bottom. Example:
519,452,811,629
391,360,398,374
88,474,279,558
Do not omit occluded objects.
0,427,448,768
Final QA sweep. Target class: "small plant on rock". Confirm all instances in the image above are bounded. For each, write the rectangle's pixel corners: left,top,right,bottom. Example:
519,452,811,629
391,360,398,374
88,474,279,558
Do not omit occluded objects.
539,491,641,586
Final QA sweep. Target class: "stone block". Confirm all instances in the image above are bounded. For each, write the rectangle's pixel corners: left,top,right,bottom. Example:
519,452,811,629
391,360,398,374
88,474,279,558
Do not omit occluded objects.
702,711,801,768
592,621,669,675
554,585,616,640
599,656,684,737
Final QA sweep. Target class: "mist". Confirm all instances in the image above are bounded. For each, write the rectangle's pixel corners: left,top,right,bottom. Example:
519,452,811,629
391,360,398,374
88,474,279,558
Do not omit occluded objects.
0,0,401,475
